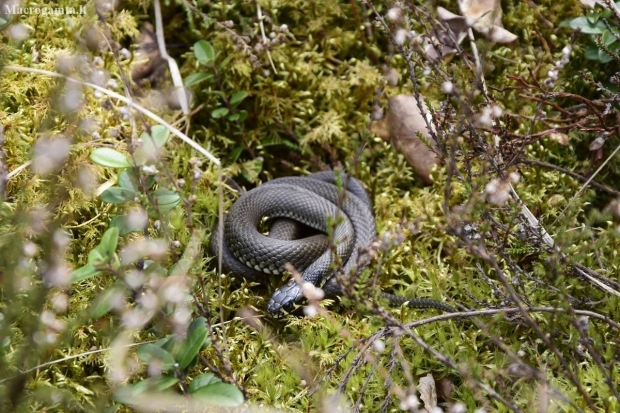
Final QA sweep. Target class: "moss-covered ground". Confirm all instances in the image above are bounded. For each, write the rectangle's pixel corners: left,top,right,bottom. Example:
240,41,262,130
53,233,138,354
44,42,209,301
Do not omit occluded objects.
1,0,619,411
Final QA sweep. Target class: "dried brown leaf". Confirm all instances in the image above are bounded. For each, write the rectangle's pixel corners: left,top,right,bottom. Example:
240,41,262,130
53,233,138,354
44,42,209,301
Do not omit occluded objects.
437,0,517,44
380,95,439,184
418,373,438,411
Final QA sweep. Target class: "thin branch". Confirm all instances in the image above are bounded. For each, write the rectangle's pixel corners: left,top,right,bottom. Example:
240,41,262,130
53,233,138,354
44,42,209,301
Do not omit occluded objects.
521,158,620,197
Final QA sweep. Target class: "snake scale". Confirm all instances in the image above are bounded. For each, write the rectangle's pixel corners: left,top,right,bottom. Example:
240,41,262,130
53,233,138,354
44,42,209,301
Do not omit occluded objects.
212,171,455,314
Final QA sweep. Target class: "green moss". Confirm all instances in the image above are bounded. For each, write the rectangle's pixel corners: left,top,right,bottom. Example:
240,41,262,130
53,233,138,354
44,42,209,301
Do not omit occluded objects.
1,0,619,411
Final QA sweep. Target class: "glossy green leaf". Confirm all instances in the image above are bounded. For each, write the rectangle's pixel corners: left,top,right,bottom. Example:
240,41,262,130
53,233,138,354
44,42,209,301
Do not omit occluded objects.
211,107,229,118
132,376,179,394
188,373,221,393
188,317,211,351
112,386,135,403
87,248,106,265
0,16,11,31
184,72,213,87
602,30,618,46
70,265,101,283
160,336,184,360
113,377,178,402
91,287,123,318
179,325,208,369
117,169,138,191
98,227,119,259
101,187,136,204
135,126,169,165
229,91,248,106
191,382,244,406
194,40,215,65
90,148,131,168
152,188,181,212
598,47,615,63
136,344,176,371
237,110,248,123
146,125,170,149
561,16,605,34
586,11,599,24
110,215,144,236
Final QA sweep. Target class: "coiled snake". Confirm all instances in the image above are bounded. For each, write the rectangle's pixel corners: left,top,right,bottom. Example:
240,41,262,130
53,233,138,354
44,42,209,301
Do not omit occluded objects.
212,171,455,314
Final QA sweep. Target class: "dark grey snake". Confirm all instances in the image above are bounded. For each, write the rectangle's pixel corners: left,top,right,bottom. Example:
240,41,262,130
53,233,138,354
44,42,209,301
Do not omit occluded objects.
212,171,455,314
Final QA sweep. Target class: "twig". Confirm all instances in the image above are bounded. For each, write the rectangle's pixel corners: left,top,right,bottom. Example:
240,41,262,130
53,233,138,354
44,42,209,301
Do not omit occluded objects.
521,158,620,197
553,140,620,226
3,66,219,166
256,3,277,75
153,0,190,115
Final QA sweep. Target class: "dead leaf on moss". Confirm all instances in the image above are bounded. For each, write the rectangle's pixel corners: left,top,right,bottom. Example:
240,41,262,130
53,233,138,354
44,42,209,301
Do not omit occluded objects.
418,373,438,412
437,0,517,46
549,132,569,146
372,95,438,184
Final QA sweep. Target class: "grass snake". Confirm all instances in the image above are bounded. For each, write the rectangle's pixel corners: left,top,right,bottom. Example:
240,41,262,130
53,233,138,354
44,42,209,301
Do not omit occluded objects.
212,171,455,314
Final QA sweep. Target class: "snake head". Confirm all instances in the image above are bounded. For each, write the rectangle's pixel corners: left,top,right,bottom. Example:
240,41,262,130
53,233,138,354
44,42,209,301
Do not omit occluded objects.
267,281,304,314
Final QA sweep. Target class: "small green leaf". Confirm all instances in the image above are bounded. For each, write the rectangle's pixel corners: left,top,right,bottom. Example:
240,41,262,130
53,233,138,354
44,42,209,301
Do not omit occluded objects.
87,248,106,265
90,148,132,168
91,287,123,318
188,373,221,393
98,227,120,259
160,336,184,360
560,16,604,34
118,169,138,191
194,40,215,65
135,126,170,165
191,382,244,406
184,72,213,87
148,125,171,148
179,326,208,369
211,107,229,118
586,11,599,24
227,113,240,121
585,44,601,60
0,16,11,31
187,317,211,352
113,386,135,403
229,91,248,106
152,188,181,212
188,317,208,334
101,187,136,204
237,110,248,123
136,344,176,371
110,215,145,235
601,30,617,46
598,47,615,63
114,377,178,402
132,376,179,394
71,265,101,283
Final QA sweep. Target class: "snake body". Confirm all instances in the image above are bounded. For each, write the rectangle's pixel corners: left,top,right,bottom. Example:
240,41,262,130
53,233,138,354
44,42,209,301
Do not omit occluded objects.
212,172,455,314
